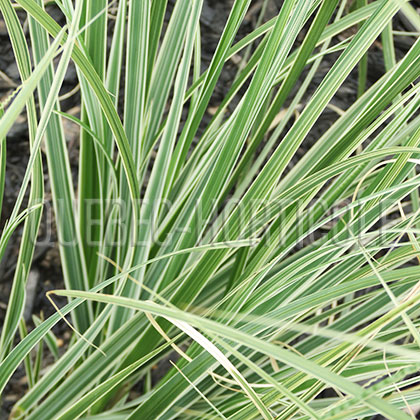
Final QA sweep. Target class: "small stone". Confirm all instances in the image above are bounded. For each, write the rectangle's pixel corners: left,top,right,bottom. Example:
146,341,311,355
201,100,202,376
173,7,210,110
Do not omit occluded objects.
0,20,8,36
24,270,40,321
6,62,20,81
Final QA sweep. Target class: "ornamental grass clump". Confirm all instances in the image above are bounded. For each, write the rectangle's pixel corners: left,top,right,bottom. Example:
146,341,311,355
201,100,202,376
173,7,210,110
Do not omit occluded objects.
1,0,420,419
